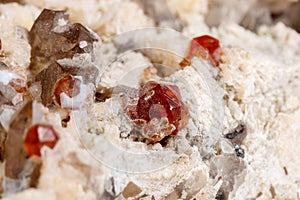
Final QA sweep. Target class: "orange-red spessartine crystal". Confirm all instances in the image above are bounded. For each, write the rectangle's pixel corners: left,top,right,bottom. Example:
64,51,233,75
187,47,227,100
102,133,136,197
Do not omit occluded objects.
9,77,27,93
24,124,59,157
125,81,189,143
180,35,221,67
53,74,81,106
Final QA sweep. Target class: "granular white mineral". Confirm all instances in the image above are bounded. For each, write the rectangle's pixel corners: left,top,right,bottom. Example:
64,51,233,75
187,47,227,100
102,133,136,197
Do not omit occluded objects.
0,0,299,200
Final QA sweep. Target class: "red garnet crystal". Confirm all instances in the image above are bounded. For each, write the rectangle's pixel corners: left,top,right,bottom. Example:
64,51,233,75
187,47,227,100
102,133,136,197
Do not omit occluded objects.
53,74,80,106
24,124,59,157
180,35,221,67
125,81,189,144
9,77,27,93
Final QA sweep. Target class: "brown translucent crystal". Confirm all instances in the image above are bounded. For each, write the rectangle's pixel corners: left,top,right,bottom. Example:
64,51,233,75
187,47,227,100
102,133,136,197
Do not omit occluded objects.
0,125,6,162
125,81,189,144
53,74,81,106
4,102,32,179
4,102,42,196
35,62,64,106
24,124,59,157
36,60,98,106
31,9,100,106
29,9,98,69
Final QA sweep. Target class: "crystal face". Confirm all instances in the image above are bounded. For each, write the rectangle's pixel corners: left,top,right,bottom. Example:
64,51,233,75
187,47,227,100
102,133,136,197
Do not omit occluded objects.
53,74,81,106
124,81,189,144
31,9,100,107
180,35,221,67
24,124,59,157
29,9,98,63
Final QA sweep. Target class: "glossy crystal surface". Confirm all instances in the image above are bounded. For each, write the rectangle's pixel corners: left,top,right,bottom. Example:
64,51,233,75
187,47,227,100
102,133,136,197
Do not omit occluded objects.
24,124,59,157
180,35,221,67
125,81,189,143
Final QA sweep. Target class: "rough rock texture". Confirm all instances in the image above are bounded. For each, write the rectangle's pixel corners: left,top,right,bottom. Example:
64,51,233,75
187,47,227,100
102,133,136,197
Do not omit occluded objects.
0,1,299,200
0,3,40,30
23,0,154,37
204,0,299,32
0,10,32,70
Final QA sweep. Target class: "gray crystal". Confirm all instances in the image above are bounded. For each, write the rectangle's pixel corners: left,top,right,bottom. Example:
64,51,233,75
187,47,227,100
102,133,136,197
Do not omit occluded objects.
4,101,31,180
57,54,100,86
209,155,246,199
132,0,183,31
0,62,24,105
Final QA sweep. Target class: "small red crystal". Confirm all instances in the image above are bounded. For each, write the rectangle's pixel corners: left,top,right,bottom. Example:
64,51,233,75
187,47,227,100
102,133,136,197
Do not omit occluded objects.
24,124,59,157
9,78,27,93
53,74,80,106
180,35,221,67
125,81,189,143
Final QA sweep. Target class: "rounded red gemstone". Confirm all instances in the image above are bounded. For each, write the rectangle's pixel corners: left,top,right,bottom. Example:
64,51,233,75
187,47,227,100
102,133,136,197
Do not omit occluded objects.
125,81,189,143
53,74,81,106
24,124,59,157
180,35,221,67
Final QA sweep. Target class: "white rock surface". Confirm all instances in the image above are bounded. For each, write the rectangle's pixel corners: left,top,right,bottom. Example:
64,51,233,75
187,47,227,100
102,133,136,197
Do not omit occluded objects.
1,1,299,200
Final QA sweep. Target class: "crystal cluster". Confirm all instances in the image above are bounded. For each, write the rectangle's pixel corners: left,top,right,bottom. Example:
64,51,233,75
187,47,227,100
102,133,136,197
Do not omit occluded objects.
29,9,97,67
124,81,189,144
30,9,101,108
0,8,103,194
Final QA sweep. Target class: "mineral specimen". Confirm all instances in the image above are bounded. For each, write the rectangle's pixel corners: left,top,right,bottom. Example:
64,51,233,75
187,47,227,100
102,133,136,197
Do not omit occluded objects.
3,101,38,194
234,145,245,158
225,123,247,146
210,155,246,200
132,0,183,31
8,77,27,93
35,62,64,106
0,62,26,105
30,9,101,108
53,74,81,106
124,81,189,144
180,35,221,67
0,125,6,161
24,123,59,157
29,9,98,69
